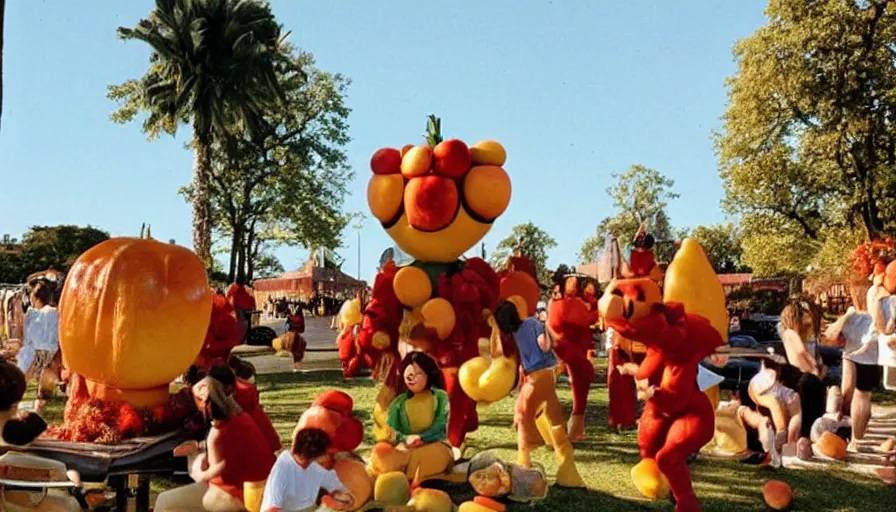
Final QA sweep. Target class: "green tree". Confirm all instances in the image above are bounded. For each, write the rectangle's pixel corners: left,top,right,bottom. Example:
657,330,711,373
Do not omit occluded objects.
490,222,558,287
108,0,284,269
579,164,680,263
0,226,110,282
689,222,750,274
200,47,351,283
716,0,896,277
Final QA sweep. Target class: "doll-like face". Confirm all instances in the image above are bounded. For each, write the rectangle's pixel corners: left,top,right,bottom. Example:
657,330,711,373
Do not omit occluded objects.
404,362,428,394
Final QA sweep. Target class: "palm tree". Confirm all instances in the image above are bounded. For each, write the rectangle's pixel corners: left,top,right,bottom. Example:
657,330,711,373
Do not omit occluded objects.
112,0,283,268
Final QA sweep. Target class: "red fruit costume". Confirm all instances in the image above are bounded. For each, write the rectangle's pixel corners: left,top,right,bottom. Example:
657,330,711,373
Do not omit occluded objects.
600,264,724,511
607,224,662,430
546,276,600,441
296,390,365,467
359,116,515,450
196,294,245,371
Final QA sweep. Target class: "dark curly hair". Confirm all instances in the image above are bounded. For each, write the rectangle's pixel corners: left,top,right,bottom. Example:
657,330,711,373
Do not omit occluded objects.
399,351,444,396
207,363,236,390
495,300,523,335
292,427,332,460
227,355,256,381
0,361,27,411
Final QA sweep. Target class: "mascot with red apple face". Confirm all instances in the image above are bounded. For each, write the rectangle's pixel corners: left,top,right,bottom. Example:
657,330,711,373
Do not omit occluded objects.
359,116,522,452
599,239,726,512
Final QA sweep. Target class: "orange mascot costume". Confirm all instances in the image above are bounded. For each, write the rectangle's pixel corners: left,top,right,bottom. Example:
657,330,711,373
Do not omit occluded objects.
360,115,513,450
599,239,726,512
196,293,245,371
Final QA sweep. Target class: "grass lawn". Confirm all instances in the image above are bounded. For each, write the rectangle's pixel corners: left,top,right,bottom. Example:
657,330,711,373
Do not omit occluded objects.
35,366,896,512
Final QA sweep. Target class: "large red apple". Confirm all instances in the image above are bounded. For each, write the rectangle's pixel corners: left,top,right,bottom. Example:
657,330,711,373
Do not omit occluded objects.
432,139,472,178
370,147,402,175
404,176,459,232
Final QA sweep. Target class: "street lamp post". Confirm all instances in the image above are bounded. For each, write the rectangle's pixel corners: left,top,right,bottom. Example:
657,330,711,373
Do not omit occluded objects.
351,213,367,281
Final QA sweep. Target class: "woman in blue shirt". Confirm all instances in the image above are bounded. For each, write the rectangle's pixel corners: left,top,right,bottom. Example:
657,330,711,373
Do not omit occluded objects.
495,299,585,488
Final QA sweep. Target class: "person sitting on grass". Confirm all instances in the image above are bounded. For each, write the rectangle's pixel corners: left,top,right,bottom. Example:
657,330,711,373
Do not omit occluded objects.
261,427,353,512
207,361,282,454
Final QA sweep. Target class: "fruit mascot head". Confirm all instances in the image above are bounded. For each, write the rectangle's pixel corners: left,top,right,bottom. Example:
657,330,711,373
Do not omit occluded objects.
361,115,512,449
598,239,726,512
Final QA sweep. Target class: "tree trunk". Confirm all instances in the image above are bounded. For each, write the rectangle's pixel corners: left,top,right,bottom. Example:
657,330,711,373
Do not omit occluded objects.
228,219,241,283
0,0,6,130
191,125,213,269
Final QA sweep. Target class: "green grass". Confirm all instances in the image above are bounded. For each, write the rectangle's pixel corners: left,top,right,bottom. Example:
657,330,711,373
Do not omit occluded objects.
33,369,896,512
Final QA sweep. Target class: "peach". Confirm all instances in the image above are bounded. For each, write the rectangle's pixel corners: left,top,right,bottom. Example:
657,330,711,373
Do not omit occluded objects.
401,145,432,178
463,165,511,221
404,175,459,232
420,297,456,340
393,266,432,308
400,144,414,157
370,147,402,175
762,480,792,511
367,174,404,223
432,138,472,178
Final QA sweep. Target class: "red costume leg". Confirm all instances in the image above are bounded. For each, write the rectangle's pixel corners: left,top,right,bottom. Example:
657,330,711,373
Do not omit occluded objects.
443,370,477,447
554,342,593,416
608,346,637,429
337,328,355,375
638,401,670,460
655,394,715,512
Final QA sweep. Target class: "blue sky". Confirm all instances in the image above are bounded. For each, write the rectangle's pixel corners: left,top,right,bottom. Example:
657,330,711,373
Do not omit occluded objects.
0,0,768,284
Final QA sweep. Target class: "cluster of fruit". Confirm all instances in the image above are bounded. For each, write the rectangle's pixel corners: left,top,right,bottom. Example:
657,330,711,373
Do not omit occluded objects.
368,132,511,232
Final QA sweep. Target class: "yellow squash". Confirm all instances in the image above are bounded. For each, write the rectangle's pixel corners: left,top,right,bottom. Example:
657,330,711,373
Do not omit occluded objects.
459,316,517,404
663,238,728,342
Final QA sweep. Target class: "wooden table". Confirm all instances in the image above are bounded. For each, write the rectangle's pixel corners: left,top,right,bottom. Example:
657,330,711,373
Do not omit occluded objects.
16,431,190,512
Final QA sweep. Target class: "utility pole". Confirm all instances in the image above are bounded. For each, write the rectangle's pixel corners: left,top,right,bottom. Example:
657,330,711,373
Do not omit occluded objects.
351,212,367,280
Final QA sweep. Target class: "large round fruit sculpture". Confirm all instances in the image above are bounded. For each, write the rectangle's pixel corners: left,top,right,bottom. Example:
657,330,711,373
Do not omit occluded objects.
48,235,212,443
351,115,521,450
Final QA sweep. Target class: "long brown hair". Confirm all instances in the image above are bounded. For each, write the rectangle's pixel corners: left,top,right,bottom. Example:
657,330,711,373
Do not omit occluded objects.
779,294,822,341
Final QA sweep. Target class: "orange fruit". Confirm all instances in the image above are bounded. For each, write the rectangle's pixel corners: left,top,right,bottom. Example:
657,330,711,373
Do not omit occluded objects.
433,138,472,178
463,165,511,221
469,140,506,166
401,145,433,178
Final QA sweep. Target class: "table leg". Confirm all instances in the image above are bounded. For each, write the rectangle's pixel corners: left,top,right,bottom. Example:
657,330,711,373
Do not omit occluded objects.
136,476,151,512
111,475,128,511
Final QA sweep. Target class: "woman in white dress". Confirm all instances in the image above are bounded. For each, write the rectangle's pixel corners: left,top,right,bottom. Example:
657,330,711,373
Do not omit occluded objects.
17,281,59,413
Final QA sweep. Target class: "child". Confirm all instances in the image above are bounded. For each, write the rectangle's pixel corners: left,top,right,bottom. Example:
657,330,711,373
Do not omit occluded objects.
261,428,352,512
495,299,584,487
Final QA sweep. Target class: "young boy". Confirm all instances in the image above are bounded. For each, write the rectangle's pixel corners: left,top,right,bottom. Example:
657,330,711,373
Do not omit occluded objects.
494,299,585,487
261,428,353,512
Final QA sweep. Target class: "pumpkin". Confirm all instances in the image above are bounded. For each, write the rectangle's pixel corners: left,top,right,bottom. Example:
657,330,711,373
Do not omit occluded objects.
817,431,848,460
374,471,411,505
334,458,373,511
762,480,792,510
59,237,212,406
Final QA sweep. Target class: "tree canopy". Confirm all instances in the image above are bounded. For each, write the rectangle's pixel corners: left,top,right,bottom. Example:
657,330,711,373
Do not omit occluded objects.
688,222,750,274
716,0,896,277
489,222,558,287
0,226,110,283
579,164,680,264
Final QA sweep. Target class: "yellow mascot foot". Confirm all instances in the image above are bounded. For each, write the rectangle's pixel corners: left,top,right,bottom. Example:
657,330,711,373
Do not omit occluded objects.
550,425,585,488
631,458,670,500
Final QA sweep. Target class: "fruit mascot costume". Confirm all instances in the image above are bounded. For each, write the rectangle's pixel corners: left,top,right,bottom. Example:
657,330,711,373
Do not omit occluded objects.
336,293,365,376
546,275,601,441
607,224,662,430
598,239,727,512
196,292,245,371
359,115,514,455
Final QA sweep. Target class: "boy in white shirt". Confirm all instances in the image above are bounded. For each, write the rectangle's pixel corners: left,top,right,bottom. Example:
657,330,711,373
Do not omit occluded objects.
261,428,352,512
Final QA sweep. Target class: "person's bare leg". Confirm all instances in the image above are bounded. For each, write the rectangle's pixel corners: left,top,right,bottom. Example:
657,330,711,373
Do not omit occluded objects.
841,359,856,415
850,389,873,452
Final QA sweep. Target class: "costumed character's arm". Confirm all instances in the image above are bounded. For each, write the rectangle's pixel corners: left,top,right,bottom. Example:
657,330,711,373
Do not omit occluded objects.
386,395,409,443
416,389,450,444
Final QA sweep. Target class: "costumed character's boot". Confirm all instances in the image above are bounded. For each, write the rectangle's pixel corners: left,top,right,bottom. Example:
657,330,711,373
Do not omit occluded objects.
550,425,585,488
373,384,397,443
631,458,670,500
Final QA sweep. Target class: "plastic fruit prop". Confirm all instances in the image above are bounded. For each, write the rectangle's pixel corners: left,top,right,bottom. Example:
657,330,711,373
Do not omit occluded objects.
817,431,847,460
459,317,516,404
631,458,670,500
762,480,792,511
458,496,506,512
334,458,373,511
371,147,402,175
406,488,453,512
367,115,511,263
59,236,212,406
374,471,411,505
663,238,728,342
